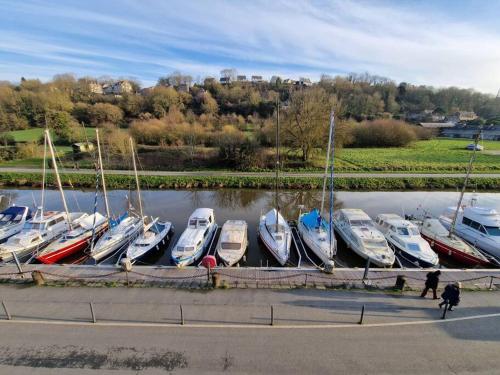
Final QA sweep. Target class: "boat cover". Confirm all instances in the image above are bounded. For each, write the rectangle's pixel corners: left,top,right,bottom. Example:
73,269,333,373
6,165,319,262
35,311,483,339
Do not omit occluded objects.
110,212,128,228
301,209,328,230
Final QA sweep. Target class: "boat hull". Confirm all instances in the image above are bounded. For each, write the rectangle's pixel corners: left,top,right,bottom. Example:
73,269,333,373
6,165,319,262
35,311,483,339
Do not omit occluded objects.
258,220,290,266
127,223,172,264
388,242,438,268
421,233,490,267
297,220,335,265
172,225,217,267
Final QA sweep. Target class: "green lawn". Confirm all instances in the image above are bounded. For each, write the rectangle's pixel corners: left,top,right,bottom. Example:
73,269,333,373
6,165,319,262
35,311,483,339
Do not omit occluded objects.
333,138,500,172
7,127,96,143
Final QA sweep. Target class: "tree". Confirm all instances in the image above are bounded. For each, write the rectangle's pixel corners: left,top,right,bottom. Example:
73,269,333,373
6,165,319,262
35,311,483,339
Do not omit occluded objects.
282,87,340,162
201,91,218,115
146,87,182,118
88,103,124,126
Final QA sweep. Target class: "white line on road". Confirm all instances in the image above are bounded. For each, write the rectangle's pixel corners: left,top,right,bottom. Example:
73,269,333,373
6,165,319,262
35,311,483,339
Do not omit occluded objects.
1,312,499,330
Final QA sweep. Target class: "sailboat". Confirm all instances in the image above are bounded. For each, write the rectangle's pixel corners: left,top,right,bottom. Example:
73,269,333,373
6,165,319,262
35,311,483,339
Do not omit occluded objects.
258,101,291,266
0,130,86,263
298,111,336,265
0,205,31,244
121,138,173,264
89,130,143,263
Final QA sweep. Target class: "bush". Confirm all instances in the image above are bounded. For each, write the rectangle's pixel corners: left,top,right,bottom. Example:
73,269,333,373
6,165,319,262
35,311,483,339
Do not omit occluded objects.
346,119,417,147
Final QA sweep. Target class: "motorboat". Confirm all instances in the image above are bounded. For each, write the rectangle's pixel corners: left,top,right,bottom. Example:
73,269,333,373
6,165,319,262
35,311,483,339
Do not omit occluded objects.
333,209,395,267
440,204,500,259
375,214,439,268
171,208,217,267
258,209,291,266
124,219,172,264
0,210,85,263
216,220,248,267
415,217,490,267
90,213,143,263
35,212,108,264
298,111,336,266
0,206,31,243
298,209,336,265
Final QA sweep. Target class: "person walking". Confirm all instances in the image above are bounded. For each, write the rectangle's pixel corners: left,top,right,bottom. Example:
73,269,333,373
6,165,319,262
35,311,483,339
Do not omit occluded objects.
421,270,441,299
439,282,461,311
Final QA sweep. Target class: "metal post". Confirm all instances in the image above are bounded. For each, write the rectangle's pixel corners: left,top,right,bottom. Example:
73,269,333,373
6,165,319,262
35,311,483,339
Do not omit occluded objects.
363,259,371,280
89,302,96,323
12,251,24,278
271,305,274,326
489,276,494,290
358,304,365,325
441,302,448,320
2,301,11,320
207,266,211,283
305,273,308,287
180,305,184,325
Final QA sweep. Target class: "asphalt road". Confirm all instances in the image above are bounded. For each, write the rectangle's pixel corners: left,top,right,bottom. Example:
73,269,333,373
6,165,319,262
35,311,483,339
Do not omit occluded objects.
0,286,499,374
1,167,499,178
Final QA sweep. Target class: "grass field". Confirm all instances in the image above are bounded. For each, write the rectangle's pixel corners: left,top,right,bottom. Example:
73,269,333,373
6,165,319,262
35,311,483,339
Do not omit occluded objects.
7,127,96,143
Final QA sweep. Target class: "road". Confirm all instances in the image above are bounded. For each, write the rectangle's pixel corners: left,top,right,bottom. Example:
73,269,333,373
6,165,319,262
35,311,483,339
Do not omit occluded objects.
0,286,499,374
1,167,499,178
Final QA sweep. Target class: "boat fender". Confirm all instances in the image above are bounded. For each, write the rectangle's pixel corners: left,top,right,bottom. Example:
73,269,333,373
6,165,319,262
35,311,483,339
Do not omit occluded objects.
120,257,132,272
323,260,335,274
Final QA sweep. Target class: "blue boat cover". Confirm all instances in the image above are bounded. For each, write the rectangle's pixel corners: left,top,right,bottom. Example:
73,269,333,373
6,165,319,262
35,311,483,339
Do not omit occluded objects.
109,212,128,228
0,206,28,219
301,209,328,230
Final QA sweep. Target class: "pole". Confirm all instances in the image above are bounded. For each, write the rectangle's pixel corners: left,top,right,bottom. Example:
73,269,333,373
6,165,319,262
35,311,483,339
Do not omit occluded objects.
129,138,145,231
89,302,96,323
320,111,334,218
180,305,184,325
270,305,274,326
45,129,72,230
449,130,481,238
358,304,365,324
329,111,335,258
2,301,11,320
41,132,47,220
12,251,24,277
441,302,448,320
363,259,371,280
95,128,110,219
275,99,280,228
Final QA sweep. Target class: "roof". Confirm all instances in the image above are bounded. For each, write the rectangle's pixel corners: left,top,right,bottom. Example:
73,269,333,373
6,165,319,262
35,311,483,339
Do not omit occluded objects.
464,206,500,227
340,208,371,221
189,208,214,220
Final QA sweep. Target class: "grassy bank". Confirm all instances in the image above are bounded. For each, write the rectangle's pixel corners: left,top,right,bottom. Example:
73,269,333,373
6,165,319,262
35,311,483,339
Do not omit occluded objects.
0,172,498,191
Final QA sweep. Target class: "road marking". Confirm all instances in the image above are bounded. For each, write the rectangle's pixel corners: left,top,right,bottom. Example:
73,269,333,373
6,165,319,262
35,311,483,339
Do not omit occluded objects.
0,312,499,330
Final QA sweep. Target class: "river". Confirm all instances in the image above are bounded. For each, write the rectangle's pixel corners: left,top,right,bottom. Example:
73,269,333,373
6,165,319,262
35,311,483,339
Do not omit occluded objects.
1,189,499,268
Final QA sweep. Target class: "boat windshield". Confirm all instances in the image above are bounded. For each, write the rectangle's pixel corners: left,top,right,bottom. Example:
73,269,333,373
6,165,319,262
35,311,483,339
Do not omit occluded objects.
485,226,500,236
363,239,386,248
351,220,373,227
396,227,410,235
221,242,240,250
24,222,44,230
407,243,421,252
177,246,194,252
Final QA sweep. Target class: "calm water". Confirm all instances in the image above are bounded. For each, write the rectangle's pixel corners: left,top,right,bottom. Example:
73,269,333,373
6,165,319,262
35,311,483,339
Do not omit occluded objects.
1,189,499,268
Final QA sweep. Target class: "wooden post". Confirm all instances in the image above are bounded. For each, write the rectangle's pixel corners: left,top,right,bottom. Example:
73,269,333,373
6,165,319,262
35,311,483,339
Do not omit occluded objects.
271,305,274,326
180,305,184,325
89,302,96,323
2,301,11,320
489,276,494,290
12,251,24,278
358,304,365,325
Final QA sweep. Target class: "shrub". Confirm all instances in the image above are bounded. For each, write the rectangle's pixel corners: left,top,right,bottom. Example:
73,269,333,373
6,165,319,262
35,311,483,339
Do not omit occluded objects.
347,119,417,147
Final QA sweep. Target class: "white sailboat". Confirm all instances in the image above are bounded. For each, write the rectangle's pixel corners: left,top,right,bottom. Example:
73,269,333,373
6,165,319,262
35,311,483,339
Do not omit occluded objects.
298,111,336,265
89,131,143,263
122,138,173,264
258,101,291,266
0,205,31,244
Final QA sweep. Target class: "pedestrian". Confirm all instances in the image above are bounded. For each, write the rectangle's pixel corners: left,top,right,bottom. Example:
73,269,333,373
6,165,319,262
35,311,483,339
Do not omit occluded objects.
439,282,461,311
420,270,441,299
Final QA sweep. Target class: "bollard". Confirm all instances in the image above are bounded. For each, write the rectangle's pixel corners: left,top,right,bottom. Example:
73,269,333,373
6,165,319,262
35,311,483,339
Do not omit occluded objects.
89,302,96,323
2,301,11,320
358,304,365,325
271,305,274,326
304,274,308,287
394,275,406,291
441,302,448,320
31,271,45,286
212,273,220,288
489,276,494,290
180,305,184,325
363,259,371,280
120,258,132,287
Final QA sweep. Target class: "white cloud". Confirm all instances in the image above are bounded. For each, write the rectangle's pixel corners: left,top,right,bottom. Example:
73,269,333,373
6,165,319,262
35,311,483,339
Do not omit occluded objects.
0,0,499,93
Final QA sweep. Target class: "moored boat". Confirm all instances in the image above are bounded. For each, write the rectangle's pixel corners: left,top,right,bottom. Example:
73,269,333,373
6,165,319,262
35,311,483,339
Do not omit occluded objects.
258,209,291,266
333,208,395,267
217,220,248,267
375,214,439,268
0,206,31,244
171,208,217,267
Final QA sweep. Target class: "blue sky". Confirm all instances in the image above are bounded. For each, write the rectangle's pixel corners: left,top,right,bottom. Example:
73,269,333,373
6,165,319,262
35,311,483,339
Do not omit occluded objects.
1,0,499,93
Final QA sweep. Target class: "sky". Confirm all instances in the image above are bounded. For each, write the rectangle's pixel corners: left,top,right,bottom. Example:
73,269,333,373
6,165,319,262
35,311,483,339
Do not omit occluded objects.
0,0,499,94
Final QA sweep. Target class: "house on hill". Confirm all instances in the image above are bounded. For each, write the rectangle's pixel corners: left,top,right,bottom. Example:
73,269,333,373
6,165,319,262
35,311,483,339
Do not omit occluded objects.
447,111,478,124
102,80,133,95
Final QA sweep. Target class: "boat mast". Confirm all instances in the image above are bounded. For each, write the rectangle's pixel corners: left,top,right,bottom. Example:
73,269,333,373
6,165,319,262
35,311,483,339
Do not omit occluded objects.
329,111,335,256
129,138,145,230
45,129,72,229
449,130,481,238
275,99,280,228
40,131,47,220
320,112,334,219
95,128,110,219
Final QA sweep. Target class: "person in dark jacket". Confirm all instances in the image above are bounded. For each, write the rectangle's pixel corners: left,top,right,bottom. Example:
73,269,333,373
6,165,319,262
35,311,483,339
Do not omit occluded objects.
439,282,461,311
420,270,441,299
